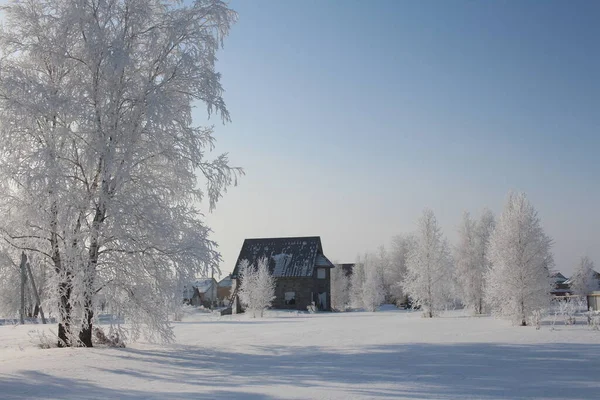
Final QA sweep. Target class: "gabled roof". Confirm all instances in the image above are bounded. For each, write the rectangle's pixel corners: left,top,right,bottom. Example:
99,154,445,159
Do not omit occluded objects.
231,236,334,278
190,278,216,294
218,274,233,287
551,272,568,283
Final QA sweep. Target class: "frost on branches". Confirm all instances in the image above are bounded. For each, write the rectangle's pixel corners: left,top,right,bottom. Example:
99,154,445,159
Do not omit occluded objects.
386,235,415,306
402,209,453,317
0,0,240,347
348,253,385,312
362,253,386,312
569,256,598,296
237,258,276,318
485,192,553,326
331,264,350,311
349,258,365,309
454,210,495,314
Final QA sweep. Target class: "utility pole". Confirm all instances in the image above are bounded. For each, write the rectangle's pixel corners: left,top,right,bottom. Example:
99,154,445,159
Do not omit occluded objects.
19,252,26,325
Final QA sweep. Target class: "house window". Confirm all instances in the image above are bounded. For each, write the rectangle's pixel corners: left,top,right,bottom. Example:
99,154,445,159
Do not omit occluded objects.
317,268,326,279
284,292,296,305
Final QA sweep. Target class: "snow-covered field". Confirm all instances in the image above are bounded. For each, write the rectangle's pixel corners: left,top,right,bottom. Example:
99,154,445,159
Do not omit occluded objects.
1,308,600,399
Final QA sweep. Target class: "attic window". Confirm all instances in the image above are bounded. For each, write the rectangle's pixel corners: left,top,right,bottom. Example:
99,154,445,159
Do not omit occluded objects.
284,292,296,305
317,268,326,279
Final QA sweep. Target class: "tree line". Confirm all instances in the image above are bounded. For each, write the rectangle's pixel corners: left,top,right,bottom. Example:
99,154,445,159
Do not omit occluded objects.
332,191,597,326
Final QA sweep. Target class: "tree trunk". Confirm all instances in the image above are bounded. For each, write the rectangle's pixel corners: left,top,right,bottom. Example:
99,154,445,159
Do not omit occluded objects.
520,298,526,326
20,252,26,324
57,281,72,347
78,298,94,347
79,203,106,348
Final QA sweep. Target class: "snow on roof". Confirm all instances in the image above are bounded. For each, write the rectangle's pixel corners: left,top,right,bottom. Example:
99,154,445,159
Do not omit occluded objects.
231,236,334,278
191,278,215,293
315,254,335,268
550,272,568,283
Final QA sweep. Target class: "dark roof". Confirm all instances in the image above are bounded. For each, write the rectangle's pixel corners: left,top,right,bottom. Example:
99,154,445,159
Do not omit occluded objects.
550,272,568,283
231,236,334,278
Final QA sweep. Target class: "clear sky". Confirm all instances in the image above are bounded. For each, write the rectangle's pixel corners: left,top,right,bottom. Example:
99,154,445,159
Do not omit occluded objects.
196,0,600,277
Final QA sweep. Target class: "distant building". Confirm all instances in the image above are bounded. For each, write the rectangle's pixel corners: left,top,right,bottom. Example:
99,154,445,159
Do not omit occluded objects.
217,274,233,305
230,236,335,312
550,272,572,297
183,278,218,307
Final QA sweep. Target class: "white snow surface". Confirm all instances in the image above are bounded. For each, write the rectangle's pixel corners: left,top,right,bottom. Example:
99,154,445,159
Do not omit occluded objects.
1,308,600,399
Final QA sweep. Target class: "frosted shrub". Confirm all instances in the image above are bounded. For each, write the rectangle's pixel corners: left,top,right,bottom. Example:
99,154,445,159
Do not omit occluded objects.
585,310,600,330
28,329,56,349
529,309,545,330
558,300,577,325
93,327,126,348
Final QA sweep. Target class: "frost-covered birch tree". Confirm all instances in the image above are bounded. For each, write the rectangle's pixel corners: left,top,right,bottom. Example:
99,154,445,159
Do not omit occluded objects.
385,234,415,305
237,258,276,318
331,264,350,311
454,209,495,314
349,257,365,309
485,192,553,326
0,0,240,346
569,256,597,296
402,209,452,317
362,253,385,311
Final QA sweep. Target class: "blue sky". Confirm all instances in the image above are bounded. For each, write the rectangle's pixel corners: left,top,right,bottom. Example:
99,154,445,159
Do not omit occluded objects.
198,0,600,276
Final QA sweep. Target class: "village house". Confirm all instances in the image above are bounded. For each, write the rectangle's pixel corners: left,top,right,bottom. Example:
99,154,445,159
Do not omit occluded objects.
550,272,571,298
230,236,335,312
183,278,218,308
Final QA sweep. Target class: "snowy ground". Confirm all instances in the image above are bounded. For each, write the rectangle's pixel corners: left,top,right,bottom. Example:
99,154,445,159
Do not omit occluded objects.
1,308,600,399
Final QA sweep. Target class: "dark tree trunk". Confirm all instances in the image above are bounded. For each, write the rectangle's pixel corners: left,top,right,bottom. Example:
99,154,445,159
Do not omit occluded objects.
57,277,73,347
79,203,105,348
79,300,94,347
50,201,74,348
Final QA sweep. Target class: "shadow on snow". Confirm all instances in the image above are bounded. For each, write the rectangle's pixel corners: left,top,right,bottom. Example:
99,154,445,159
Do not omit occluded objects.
1,342,599,399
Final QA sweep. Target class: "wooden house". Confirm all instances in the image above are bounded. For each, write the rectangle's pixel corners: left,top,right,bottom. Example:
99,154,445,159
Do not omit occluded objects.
230,236,335,312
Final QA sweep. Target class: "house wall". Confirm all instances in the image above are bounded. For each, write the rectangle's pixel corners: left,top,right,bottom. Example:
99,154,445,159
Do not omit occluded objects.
273,267,331,311
218,286,232,302
587,292,600,311
233,267,333,312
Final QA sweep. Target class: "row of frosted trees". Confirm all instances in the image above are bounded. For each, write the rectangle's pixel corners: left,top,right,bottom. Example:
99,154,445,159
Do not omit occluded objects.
332,191,596,326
